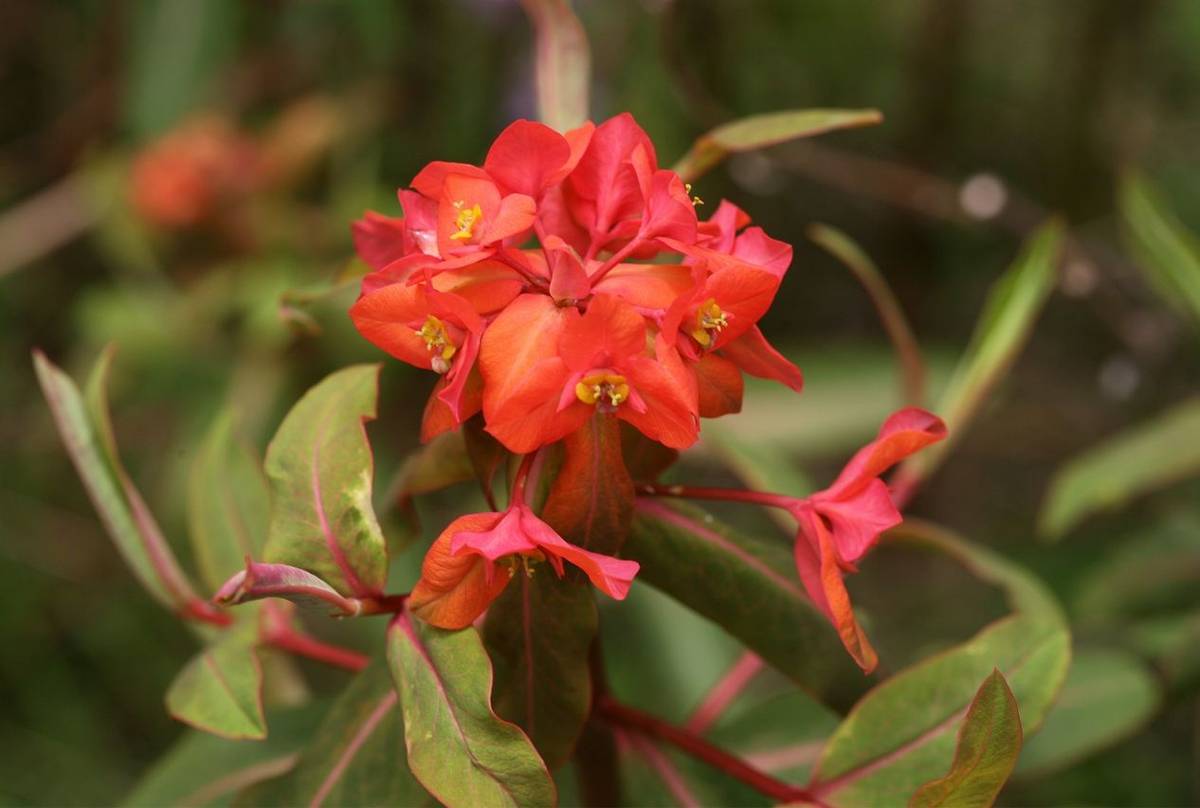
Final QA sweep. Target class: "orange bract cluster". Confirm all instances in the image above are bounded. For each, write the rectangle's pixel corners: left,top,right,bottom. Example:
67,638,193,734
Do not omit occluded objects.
349,113,803,454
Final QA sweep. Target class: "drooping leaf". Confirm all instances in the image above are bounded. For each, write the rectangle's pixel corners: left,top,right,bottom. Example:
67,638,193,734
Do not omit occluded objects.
1119,172,1200,326
121,705,324,807
626,500,867,711
483,572,597,769
672,109,883,183
520,0,590,132
387,613,556,808
899,221,1063,484
259,661,431,807
909,670,1023,808
541,414,634,555
1038,397,1200,538
33,348,210,616
262,364,387,598
215,560,367,616
807,520,1070,806
166,622,266,740
188,409,270,592
1015,648,1160,779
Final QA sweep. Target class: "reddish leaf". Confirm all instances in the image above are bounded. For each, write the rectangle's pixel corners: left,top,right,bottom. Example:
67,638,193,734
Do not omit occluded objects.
540,413,635,556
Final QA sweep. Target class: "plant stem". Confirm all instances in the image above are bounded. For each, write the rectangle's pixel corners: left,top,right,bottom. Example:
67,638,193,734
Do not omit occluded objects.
637,483,796,512
182,598,234,627
597,696,819,805
265,627,370,672
587,238,642,286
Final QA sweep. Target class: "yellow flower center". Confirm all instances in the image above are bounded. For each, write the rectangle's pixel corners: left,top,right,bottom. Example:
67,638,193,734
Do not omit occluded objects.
690,298,728,348
415,315,457,373
575,372,630,411
449,200,483,242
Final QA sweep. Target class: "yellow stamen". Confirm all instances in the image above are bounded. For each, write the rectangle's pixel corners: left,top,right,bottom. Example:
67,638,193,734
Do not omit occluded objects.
690,298,728,348
685,182,704,207
574,372,630,411
449,200,483,241
415,315,457,373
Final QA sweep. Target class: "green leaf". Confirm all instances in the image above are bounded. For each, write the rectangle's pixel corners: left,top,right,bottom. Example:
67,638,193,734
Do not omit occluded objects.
1038,397,1200,538
122,705,323,807
1119,172,1200,326
910,670,1023,808
901,221,1063,484
672,109,883,183
520,0,591,132
1015,648,1160,779
483,572,597,769
392,429,477,503
33,348,205,612
262,365,387,598
626,500,868,711
166,623,266,740
188,410,270,592
809,521,1069,806
706,688,840,784
387,613,556,808
266,661,431,807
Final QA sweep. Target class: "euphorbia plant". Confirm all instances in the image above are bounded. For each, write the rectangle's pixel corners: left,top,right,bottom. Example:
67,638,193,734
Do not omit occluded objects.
36,3,1075,806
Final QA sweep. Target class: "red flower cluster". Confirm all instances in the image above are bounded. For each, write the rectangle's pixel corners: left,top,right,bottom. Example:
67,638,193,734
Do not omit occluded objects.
349,113,802,454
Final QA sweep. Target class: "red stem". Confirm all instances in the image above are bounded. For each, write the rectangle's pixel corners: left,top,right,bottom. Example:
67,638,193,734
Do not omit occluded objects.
597,696,819,805
265,627,369,672
637,483,796,512
511,452,538,507
182,598,234,627
587,238,642,286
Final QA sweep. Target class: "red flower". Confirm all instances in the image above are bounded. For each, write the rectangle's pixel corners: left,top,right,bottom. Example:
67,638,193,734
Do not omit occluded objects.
479,293,698,453
408,468,638,629
786,408,947,672
348,113,800,455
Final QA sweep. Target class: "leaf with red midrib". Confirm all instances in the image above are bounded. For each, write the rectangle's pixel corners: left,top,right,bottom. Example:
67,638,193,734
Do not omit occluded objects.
261,365,388,599
483,570,596,769
251,661,430,807
540,414,634,555
388,613,556,808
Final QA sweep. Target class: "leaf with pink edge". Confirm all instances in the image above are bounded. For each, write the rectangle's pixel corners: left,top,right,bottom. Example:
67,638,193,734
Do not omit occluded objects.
214,560,366,617
909,670,1023,808
166,620,266,740
673,109,883,183
387,613,556,808
33,347,212,617
262,364,387,598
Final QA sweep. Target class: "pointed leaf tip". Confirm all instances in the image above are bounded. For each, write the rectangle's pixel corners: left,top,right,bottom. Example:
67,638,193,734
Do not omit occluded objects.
387,613,556,808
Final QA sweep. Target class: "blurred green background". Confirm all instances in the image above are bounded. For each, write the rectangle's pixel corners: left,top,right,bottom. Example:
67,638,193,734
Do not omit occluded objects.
3,0,1200,805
